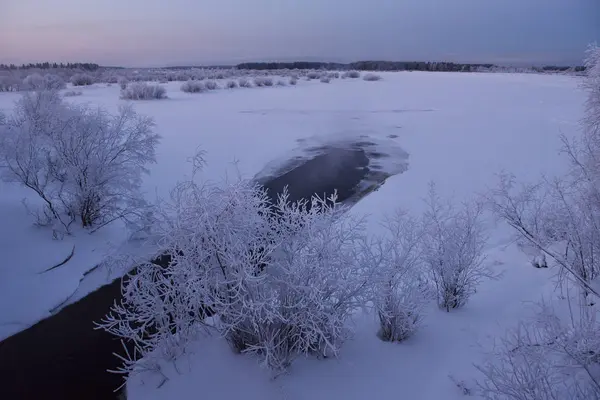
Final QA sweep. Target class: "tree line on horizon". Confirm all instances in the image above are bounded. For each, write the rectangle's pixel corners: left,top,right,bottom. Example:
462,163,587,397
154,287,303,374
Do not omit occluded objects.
0,60,584,73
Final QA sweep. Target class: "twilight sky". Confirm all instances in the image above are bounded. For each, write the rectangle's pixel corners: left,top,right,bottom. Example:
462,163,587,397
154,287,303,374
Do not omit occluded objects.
1,0,598,67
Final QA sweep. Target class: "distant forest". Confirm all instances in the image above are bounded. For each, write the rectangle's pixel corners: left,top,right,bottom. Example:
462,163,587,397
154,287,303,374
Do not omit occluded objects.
0,62,100,71
0,60,585,73
236,61,585,73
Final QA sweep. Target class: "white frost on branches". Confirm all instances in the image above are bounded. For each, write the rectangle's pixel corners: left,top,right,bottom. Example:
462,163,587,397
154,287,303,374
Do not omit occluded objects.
0,90,160,234
99,156,379,374
421,183,494,311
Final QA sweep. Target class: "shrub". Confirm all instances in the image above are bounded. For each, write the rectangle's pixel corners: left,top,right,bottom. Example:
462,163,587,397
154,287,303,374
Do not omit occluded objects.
376,210,428,342
0,91,160,233
70,73,94,86
118,77,129,90
363,73,382,81
121,82,167,100
306,71,320,80
99,164,378,374
226,80,238,89
63,90,82,97
342,71,361,79
254,77,273,87
421,183,494,311
22,73,66,91
204,80,219,90
180,80,205,93
289,77,298,85
276,79,286,86
476,303,600,400
320,76,331,83
238,78,252,88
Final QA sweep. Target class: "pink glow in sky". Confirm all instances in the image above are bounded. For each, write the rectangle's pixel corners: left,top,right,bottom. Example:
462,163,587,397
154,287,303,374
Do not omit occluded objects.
1,0,598,66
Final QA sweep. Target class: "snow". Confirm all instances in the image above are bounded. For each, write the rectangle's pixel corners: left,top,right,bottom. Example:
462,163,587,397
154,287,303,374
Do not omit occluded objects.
0,71,585,397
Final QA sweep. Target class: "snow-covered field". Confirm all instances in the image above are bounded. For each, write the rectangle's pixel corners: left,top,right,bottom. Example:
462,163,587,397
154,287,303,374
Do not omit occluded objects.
0,71,585,398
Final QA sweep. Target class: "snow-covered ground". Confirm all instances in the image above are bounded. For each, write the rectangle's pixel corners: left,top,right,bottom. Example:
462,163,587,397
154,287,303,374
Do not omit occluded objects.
0,71,585,398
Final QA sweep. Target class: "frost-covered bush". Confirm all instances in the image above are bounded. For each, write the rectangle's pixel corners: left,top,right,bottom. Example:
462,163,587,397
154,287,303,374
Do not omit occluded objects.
204,80,219,90
100,160,378,373
476,303,600,400
0,74,22,92
289,77,298,85
226,80,238,89
489,46,600,300
238,78,252,88
254,77,273,87
422,183,493,311
478,45,600,400
63,90,82,97
22,73,66,91
376,210,428,342
121,82,167,100
276,79,286,86
363,73,382,81
320,76,331,83
180,80,205,93
307,71,320,80
0,91,160,232
118,77,129,90
22,73,45,90
342,70,361,79
70,73,94,86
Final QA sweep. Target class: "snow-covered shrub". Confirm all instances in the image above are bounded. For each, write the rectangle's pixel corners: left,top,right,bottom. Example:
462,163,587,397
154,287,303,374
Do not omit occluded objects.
0,91,160,232
376,210,428,342
276,79,286,86
342,71,361,79
204,80,219,90
121,82,167,100
63,90,82,97
100,159,378,373
70,73,94,86
225,80,238,89
488,46,600,302
422,183,493,311
238,78,252,88
479,46,600,399
180,80,205,93
320,76,331,83
0,74,22,92
22,73,66,91
22,73,45,90
118,77,129,90
329,72,340,79
289,77,298,85
363,73,382,81
476,303,600,400
307,71,320,80
254,77,273,87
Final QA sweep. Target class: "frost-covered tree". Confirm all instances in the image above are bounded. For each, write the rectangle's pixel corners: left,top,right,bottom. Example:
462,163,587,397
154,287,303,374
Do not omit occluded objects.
99,156,379,374
0,90,160,233
480,45,600,400
421,183,493,311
